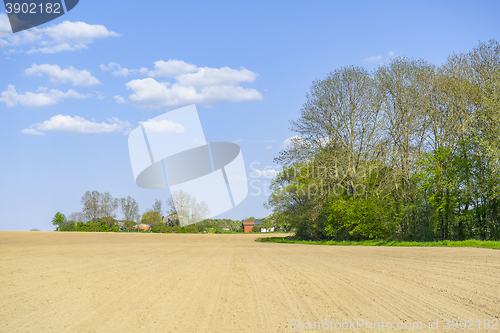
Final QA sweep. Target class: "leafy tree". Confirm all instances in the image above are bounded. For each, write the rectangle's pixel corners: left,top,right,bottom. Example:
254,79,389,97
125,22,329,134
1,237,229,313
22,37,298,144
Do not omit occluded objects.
267,40,500,241
141,210,162,226
52,212,67,231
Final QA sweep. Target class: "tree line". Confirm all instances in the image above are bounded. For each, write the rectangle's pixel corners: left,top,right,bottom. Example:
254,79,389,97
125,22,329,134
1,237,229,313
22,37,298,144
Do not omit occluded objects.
266,40,500,241
51,190,284,233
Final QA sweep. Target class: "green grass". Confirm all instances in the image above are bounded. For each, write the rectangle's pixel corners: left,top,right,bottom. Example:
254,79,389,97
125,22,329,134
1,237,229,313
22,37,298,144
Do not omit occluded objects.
256,237,500,250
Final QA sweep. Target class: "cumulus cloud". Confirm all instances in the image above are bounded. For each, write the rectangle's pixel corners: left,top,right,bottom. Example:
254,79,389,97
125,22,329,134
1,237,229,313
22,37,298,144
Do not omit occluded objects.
100,59,262,108
100,62,147,76
175,67,258,88
125,77,261,108
21,128,44,136
363,55,382,63
0,14,119,54
265,145,273,150
139,119,185,134
0,85,88,107
125,63,262,109
148,60,197,77
21,115,131,135
388,50,395,57
25,64,100,86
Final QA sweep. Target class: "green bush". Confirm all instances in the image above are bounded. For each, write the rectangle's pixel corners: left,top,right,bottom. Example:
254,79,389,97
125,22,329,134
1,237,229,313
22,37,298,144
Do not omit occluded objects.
251,225,260,233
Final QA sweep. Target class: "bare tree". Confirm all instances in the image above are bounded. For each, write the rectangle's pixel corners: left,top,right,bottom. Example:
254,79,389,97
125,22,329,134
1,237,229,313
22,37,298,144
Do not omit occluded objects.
68,212,87,223
167,190,210,226
120,196,140,231
81,190,102,222
152,199,163,217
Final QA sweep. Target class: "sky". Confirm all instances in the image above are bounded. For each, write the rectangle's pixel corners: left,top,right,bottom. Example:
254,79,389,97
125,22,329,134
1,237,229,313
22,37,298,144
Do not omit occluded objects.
0,0,498,231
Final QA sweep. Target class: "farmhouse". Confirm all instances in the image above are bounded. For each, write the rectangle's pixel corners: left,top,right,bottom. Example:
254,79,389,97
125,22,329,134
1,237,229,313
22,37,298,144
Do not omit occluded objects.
242,221,254,233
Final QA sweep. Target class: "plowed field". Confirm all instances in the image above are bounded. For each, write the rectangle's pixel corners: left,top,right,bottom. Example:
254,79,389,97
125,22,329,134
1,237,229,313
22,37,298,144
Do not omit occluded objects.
1,232,498,332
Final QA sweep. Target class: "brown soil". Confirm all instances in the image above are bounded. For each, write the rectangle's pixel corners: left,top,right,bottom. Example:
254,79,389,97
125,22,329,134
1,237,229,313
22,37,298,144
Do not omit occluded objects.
1,232,498,332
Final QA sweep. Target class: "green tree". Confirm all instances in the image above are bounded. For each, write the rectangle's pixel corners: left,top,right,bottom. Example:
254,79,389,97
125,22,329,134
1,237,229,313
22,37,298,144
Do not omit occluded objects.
52,212,67,231
141,210,162,226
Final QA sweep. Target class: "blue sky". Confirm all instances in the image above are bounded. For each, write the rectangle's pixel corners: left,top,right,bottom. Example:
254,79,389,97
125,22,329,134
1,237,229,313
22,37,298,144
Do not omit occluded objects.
0,0,498,231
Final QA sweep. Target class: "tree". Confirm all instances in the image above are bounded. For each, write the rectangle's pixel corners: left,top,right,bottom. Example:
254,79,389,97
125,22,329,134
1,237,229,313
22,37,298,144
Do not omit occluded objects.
152,199,163,217
68,212,87,223
141,210,162,226
120,196,140,231
52,212,66,231
100,192,119,227
81,190,102,222
167,190,210,226
375,57,436,237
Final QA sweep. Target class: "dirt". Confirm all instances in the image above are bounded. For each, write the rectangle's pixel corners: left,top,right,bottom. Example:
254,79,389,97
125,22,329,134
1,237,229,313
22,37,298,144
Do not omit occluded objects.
0,232,498,332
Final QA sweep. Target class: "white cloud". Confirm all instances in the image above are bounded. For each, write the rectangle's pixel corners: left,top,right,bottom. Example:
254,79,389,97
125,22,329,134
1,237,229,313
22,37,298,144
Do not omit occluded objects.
114,95,125,104
265,145,273,150
22,115,131,135
363,55,382,63
281,135,303,149
388,50,395,57
100,59,262,108
125,76,262,108
94,91,106,100
25,64,100,86
100,62,147,77
175,67,258,88
139,119,185,134
0,85,88,107
21,128,45,136
148,60,197,77
0,14,119,54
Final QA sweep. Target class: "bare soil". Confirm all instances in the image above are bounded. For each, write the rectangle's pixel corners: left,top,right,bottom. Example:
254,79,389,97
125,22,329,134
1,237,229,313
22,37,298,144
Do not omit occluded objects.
1,232,498,332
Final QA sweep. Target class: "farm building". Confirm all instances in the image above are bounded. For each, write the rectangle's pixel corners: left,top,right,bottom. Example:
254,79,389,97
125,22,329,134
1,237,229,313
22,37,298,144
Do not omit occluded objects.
133,224,151,231
242,221,254,233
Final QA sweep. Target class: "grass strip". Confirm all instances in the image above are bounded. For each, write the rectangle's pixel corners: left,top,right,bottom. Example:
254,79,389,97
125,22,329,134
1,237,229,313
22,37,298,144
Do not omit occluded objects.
256,237,500,250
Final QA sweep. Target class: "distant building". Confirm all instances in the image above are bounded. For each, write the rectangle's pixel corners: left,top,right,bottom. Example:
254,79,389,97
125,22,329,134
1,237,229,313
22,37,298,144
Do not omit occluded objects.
242,221,254,233
163,214,179,227
133,223,151,231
